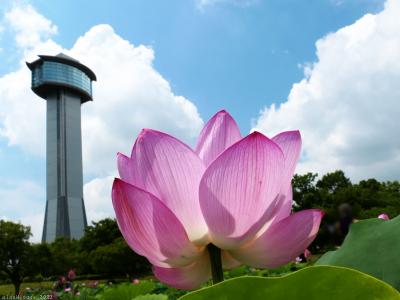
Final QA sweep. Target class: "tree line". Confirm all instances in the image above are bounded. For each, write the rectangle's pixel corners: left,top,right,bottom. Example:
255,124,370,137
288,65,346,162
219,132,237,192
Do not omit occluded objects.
0,218,150,295
292,170,400,250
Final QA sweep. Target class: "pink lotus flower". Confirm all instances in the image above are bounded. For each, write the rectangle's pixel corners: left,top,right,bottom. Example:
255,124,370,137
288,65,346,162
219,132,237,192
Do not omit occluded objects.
295,249,311,263
112,110,323,289
67,269,76,280
132,279,140,285
378,213,390,220
304,248,312,259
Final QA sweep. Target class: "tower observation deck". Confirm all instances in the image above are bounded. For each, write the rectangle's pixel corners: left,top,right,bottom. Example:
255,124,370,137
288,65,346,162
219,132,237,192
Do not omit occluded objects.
27,53,96,242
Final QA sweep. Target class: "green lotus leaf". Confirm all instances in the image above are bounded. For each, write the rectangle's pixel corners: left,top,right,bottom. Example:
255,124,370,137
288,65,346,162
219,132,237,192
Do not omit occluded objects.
179,266,400,300
316,215,400,290
100,281,155,300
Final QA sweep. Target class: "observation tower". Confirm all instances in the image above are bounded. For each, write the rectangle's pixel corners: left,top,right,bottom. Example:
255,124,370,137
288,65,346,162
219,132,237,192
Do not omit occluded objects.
27,53,96,242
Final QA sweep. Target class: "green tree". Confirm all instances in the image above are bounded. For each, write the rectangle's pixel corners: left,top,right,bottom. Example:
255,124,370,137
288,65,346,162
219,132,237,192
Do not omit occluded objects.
316,170,351,194
49,238,81,275
80,219,150,278
89,237,150,279
30,243,54,278
77,218,123,274
292,173,320,210
0,220,33,295
382,181,400,194
80,218,122,253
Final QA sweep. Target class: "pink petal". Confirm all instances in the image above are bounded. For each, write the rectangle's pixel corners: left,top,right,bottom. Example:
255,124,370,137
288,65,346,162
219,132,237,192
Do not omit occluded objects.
272,131,302,189
230,209,323,268
117,152,135,183
129,129,208,243
195,110,242,167
304,248,311,258
153,252,211,290
273,185,293,224
222,251,241,269
254,186,293,236
378,213,390,220
271,131,302,220
199,132,285,249
112,179,203,267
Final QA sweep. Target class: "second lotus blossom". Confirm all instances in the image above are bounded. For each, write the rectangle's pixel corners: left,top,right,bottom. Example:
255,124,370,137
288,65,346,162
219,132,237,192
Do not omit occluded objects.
112,110,323,289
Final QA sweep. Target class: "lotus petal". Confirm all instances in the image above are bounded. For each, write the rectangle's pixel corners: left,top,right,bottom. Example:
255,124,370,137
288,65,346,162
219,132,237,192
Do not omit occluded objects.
130,129,208,243
271,131,301,220
112,179,203,267
272,131,302,191
153,253,211,290
195,110,241,167
272,185,293,224
199,132,285,249
221,251,242,269
378,213,390,220
117,152,134,183
230,209,323,268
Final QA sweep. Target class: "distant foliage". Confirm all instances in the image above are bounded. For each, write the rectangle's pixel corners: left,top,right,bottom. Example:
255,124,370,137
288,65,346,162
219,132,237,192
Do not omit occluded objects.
292,170,400,250
0,218,151,288
0,220,34,295
89,237,150,277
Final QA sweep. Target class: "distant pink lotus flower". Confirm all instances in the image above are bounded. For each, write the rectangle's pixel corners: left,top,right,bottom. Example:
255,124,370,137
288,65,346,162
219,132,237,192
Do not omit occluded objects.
112,110,323,289
67,269,76,280
378,213,390,220
304,248,312,259
132,279,140,285
64,287,71,292
295,248,312,263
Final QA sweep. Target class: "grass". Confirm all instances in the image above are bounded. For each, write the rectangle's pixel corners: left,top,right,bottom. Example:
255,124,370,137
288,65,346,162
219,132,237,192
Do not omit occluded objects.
0,281,53,296
0,280,109,296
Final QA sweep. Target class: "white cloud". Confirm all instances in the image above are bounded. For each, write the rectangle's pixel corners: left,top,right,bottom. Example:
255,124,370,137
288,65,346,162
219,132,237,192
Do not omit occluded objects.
84,176,115,223
0,4,204,240
0,5,62,155
0,65,46,154
20,213,44,243
5,4,57,48
1,7,203,166
0,179,44,242
71,24,203,175
253,0,400,181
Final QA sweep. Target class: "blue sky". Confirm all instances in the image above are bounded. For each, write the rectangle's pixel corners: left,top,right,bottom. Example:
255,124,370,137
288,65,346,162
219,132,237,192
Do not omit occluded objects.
1,0,399,241
1,0,383,128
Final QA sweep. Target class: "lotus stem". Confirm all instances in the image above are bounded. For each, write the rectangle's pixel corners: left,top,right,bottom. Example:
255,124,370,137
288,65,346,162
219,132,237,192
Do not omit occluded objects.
207,243,224,284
